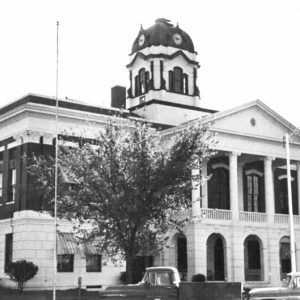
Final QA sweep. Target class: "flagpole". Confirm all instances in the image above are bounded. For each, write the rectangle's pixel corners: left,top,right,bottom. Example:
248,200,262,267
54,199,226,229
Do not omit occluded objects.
53,20,59,300
285,133,296,272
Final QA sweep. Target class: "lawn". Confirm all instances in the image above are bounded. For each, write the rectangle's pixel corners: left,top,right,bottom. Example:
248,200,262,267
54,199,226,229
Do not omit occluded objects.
0,288,100,300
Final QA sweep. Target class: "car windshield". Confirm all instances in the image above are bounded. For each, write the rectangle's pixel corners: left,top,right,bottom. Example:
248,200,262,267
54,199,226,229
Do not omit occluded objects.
282,275,292,287
143,270,174,286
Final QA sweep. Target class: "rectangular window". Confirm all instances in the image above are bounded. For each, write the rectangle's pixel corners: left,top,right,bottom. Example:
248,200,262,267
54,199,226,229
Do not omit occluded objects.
57,254,74,272
86,254,102,272
5,233,13,273
7,168,16,203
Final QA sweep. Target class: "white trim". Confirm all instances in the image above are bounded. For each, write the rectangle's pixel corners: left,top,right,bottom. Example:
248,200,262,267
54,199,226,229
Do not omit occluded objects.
5,201,14,205
245,169,264,177
278,174,295,181
211,163,229,170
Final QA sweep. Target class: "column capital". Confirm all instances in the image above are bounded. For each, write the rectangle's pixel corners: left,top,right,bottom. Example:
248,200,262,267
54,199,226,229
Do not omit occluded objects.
263,156,275,162
228,151,241,157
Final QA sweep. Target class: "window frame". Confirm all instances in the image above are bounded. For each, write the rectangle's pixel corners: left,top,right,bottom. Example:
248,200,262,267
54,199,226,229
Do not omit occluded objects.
7,168,16,204
86,254,102,272
57,254,74,273
5,233,13,273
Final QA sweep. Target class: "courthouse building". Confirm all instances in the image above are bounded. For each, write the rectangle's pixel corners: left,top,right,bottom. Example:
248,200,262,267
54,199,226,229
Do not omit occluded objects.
0,18,300,289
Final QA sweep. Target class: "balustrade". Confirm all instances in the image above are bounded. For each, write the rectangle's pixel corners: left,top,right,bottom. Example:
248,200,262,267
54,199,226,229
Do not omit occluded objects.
274,214,300,225
200,208,232,220
239,211,267,223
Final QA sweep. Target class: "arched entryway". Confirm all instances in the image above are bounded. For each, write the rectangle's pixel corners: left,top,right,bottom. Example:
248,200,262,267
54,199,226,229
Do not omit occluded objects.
206,233,227,281
171,233,187,280
279,236,291,280
244,235,263,281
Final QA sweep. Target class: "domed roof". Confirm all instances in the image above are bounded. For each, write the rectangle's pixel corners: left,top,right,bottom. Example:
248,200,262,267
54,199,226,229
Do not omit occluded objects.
131,18,195,54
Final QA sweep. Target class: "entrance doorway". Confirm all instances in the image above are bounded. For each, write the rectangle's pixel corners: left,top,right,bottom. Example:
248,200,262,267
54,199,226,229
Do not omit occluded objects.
176,234,187,280
244,235,263,281
207,233,226,281
280,236,291,280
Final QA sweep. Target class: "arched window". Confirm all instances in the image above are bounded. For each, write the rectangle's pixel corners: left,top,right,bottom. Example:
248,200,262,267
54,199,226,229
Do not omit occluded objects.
243,163,265,213
173,67,183,93
168,67,189,95
135,68,149,97
245,173,264,212
280,236,291,280
274,170,298,215
206,233,227,281
170,233,187,281
244,235,263,281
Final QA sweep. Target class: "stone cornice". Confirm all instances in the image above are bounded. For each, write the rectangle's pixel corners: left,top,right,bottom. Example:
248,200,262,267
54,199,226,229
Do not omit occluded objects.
126,50,200,68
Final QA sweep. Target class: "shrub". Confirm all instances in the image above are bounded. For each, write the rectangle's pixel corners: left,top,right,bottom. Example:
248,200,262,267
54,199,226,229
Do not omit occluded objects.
7,260,38,291
120,271,127,284
191,273,206,282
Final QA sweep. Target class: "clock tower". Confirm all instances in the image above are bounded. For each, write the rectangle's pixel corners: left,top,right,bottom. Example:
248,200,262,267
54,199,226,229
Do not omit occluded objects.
126,18,215,125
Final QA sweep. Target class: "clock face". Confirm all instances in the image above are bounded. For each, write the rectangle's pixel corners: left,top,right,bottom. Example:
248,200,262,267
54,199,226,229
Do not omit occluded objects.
138,34,145,46
173,33,182,45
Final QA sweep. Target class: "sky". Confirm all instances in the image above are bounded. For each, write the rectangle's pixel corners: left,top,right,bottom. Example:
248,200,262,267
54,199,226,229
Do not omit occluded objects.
1,0,300,126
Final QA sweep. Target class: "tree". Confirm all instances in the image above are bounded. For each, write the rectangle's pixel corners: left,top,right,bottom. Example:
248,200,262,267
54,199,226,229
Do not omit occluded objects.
7,260,38,291
28,118,215,283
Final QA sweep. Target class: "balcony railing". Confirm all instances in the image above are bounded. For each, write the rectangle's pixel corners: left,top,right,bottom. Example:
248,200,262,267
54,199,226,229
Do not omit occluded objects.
198,208,300,226
274,214,300,225
200,208,232,220
239,211,267,223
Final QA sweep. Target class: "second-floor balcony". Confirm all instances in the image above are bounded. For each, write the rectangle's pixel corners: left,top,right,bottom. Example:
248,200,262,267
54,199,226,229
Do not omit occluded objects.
199,208,300,226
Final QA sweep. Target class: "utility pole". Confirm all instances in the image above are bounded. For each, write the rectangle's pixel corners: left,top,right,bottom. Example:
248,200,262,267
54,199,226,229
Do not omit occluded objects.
284,133,296,272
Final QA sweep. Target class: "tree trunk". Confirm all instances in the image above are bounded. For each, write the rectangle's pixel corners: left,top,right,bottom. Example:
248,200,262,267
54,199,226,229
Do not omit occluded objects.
126,256,134,284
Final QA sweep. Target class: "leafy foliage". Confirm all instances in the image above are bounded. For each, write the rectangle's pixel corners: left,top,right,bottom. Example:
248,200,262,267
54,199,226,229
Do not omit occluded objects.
7,260,38,291
28,118,215,282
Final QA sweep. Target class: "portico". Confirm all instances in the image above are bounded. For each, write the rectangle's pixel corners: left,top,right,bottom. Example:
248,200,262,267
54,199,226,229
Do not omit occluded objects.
165,100,300,287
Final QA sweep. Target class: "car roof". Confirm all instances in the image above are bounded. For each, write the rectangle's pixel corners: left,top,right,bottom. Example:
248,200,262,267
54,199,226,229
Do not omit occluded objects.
146,266,178,272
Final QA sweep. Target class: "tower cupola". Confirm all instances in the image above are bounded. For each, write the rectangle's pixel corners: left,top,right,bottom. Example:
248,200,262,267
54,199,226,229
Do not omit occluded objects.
126,18,210,126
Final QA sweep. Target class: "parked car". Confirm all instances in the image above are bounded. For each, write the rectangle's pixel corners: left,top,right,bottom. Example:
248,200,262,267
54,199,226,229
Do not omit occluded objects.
249,272,300,299
99,266,242,300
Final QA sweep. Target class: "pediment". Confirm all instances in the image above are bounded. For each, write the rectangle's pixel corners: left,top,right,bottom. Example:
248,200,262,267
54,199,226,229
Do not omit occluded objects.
205,100,300,143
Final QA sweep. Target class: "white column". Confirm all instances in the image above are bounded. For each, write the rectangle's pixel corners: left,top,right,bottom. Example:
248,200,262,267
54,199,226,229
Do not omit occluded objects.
297,162,300,215
201,162,208,208
191,167,201,217
229,152,239,220
264,156,274,223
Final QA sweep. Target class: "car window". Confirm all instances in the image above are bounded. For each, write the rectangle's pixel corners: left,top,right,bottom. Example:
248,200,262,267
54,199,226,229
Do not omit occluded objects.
156,272,172,286
146,271,174,286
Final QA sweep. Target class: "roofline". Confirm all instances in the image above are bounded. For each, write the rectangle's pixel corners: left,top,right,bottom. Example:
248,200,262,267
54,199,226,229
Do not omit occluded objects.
129,99,217,114
0,93,140,119
0,93,174,131
146,266,178,271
